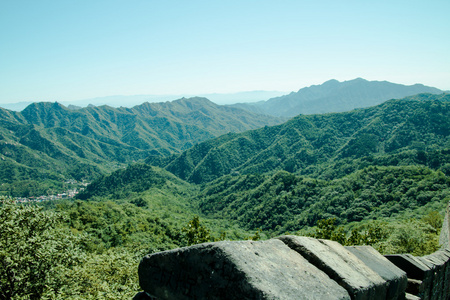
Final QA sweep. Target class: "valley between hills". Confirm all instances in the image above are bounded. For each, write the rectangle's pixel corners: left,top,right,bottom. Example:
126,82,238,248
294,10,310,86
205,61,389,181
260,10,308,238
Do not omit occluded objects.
1,78,449,299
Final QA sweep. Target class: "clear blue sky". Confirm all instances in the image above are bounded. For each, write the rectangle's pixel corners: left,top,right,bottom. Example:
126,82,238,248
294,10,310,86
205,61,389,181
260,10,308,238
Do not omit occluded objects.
1,0,449,103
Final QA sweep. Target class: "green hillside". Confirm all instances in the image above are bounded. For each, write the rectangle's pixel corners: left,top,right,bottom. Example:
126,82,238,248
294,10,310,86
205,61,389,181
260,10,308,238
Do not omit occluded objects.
64,163,256,255
74,93,450,254
4,93,448,299
0,97,284,196
77,164,196,200
198,165,449,232
141,93,450,236
21,98,285,153
73,92,450,236
149,93,450,184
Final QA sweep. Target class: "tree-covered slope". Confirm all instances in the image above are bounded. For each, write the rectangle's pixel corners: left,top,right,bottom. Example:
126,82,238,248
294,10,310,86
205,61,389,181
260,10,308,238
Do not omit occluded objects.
198,165,450,232
233,78,442,117
20,97,285,154
77,163,196,200
148,93,450,184
76,93,450,250
0,97,285,196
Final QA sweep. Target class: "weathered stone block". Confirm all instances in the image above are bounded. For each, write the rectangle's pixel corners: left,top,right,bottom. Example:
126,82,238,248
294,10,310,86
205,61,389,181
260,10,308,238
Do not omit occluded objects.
385,254,432,280
277,236,387,300
345,245,407,300
441,249,450,300
422,250,450,300
138,239,350,300
439,202,450,249
385,254,433,300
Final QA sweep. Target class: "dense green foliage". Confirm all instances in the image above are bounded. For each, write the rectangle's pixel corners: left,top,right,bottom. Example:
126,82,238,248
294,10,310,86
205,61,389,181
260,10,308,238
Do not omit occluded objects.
198,166,450,232
77,164,196,200
61,200,183,252
308,211,442,256
0,194,255,299
1,93,450,298
0,98,284,197
149,94,450,184
182,216,212,246
69,167,256,246
0,198,84,299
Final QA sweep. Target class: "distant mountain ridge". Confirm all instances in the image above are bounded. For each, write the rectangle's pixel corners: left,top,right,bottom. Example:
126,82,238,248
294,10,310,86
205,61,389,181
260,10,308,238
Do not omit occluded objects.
17,97,285,154
0,97,285,195
0,90,287,111
231,78,442,117
0,79,446,198
83,93,450,233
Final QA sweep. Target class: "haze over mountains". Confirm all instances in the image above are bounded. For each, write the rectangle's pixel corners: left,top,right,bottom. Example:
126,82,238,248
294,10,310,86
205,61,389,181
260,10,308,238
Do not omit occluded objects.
0,91,287,112
0,78,446,198
0,78,441,114
231,78,442,117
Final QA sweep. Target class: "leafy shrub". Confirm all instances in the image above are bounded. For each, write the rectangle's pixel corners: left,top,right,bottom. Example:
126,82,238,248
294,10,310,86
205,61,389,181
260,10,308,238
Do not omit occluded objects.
0,197,83,299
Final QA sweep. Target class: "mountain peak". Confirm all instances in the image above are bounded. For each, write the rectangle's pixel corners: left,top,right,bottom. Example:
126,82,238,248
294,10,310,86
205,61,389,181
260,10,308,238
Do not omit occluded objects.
174,96,213,103
247,79,442,117
170,97,217,111
350,77,367,82
22,101,67,113
322,79,340,85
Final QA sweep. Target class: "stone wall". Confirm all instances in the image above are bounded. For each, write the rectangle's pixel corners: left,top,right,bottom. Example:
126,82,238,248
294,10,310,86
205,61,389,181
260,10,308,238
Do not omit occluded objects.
439,202,450,249
135,203,450,300
383,202,450,300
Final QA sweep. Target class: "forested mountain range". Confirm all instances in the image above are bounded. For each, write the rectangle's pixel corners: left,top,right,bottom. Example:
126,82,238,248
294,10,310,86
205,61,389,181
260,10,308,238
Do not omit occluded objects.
232,78,442,117
0,97,284,196
4,92,450,299
2,91,449,228
82,93,450,232
148,93,450,184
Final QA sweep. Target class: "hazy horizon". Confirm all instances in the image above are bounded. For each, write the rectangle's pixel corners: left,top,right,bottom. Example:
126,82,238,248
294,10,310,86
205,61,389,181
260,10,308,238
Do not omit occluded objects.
1,1,449,104
1,77,446,112
0,89,290,111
